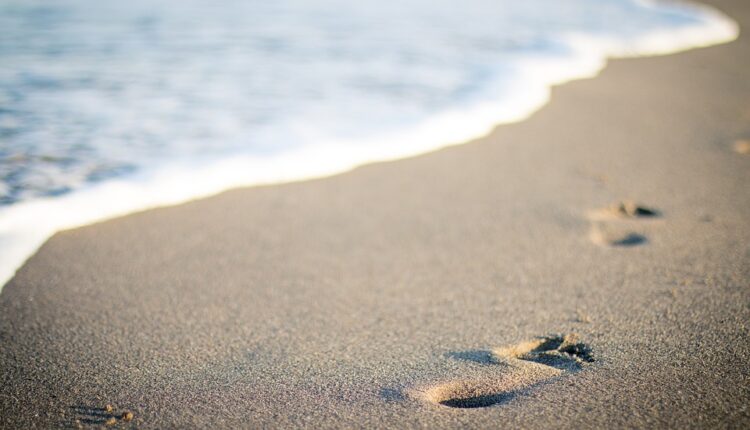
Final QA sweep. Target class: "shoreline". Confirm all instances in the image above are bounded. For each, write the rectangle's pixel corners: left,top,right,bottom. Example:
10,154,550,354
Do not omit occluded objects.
0,0,739,291
1,0,749,428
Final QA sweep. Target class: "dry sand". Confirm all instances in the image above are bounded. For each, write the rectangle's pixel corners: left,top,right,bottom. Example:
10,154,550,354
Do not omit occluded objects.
1,0,749,428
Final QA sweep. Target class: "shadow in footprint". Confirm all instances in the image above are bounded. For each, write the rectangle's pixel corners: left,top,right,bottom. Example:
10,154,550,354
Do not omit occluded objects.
589,226,648,248
439,392,516,409
612,202,660,218
609,232,647,247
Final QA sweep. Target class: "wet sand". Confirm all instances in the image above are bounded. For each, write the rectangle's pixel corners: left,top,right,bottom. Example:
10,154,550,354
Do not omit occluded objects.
1,0,749,428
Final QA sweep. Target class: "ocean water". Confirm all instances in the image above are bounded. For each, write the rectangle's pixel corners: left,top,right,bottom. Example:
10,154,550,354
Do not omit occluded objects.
0,0,738,287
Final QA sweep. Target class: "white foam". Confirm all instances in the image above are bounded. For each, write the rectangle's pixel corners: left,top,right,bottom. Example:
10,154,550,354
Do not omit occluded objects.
0,1,739,290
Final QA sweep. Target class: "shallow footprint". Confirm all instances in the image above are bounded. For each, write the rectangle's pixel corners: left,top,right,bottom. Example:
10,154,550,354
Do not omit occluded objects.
412,334,593,409
586,200,660,247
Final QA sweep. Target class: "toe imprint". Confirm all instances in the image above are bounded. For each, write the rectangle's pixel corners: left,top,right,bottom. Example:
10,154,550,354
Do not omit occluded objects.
588,200,661,221
411,334,594,409
494,333,595,369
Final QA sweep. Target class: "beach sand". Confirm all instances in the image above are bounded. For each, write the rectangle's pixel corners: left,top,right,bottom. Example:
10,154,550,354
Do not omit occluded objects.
1,0,749,428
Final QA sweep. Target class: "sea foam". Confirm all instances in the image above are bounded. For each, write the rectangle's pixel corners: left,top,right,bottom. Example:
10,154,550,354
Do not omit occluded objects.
0,0,739,289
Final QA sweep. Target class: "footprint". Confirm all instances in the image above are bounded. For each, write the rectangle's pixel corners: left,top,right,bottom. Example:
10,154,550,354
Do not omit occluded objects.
409,334,594,409
586,200,660,247
65,405,134,428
